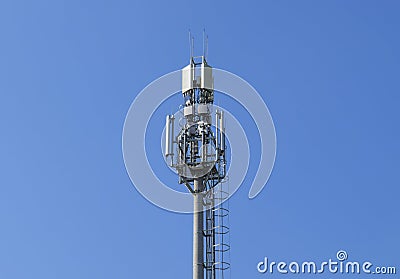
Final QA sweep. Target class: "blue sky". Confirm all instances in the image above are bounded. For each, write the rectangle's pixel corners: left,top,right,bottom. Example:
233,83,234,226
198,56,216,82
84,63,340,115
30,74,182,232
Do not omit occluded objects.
1,0,399,278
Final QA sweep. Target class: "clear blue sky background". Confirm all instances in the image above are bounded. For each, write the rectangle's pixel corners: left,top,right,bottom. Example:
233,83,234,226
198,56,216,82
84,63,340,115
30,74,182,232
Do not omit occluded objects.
1,1,399,278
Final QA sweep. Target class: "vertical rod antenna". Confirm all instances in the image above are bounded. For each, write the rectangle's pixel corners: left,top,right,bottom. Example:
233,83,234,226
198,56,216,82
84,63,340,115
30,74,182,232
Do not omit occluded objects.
206,35,209,60
188,30,192,62
191,36,194,62
203,29,205,59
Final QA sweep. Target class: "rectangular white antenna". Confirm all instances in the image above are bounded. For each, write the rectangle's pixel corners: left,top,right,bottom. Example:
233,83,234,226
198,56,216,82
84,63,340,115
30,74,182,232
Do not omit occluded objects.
165,115,175,157
220,110,225,151
165,115,170,156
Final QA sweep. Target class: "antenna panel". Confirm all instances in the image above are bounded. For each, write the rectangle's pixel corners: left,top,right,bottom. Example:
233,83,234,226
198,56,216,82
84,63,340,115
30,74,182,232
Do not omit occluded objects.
201,64,213,90
182,64,194,93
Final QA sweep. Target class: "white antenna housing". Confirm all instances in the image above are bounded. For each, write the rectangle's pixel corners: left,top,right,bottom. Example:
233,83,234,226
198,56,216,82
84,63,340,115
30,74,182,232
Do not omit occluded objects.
182,64,194,93
165,115,175,158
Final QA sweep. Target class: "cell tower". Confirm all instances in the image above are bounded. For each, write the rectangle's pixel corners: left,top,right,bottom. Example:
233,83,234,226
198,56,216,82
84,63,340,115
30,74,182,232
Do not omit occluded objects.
165,35,230,279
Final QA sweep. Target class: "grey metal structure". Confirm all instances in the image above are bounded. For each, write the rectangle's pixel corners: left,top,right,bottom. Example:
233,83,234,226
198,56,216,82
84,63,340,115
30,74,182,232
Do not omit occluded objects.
165,46,230,279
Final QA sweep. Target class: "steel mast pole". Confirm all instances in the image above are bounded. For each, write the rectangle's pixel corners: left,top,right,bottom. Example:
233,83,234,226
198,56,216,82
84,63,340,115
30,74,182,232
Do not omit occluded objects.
193,178,204,279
